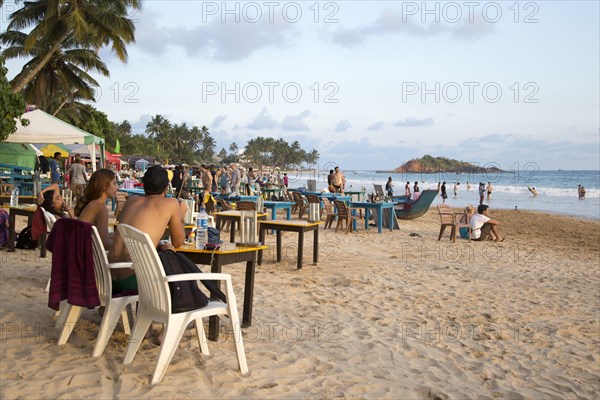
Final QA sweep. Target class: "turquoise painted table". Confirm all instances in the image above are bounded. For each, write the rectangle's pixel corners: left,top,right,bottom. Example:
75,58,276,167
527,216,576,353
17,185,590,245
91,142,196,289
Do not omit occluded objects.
263,201,293,220
349,201,398,233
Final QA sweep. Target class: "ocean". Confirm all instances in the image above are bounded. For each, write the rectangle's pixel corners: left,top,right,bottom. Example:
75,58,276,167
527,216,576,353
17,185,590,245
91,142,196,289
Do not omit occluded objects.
291,170,600,220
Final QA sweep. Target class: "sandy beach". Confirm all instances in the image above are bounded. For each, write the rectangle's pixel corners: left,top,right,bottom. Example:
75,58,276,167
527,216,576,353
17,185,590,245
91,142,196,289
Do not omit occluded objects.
1,207,599,399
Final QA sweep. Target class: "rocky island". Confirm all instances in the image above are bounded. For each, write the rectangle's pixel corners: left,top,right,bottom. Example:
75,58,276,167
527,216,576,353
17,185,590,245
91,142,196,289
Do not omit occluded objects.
382,155,504,173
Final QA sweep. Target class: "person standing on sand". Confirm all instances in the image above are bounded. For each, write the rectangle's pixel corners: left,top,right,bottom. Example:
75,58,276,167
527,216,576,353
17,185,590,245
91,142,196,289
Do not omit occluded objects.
487,182,493,200
230,163,240,194
69,154,87,203
332,167,345,193
478,183,485,205
405,181,411,199
283,173,289,188
327,169,335,192
385,177,394,196
49,152,63,184
441,181,447,203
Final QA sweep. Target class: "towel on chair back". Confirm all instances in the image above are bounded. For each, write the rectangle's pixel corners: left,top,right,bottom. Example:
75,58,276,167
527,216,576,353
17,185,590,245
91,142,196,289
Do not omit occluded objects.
46,218,99,311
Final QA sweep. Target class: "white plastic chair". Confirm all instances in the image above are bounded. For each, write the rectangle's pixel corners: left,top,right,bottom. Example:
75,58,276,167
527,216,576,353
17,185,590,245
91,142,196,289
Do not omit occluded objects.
42,207,56,293
55,226,139,357
117,223,248,385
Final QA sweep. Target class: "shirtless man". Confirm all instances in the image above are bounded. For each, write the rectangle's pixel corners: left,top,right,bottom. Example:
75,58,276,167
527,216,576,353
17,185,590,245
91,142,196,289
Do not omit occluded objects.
332,166,345,193
108,165,188,292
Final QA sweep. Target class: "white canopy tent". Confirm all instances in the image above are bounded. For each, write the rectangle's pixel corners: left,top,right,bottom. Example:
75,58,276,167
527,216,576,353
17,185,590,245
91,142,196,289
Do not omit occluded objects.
5,110,105,171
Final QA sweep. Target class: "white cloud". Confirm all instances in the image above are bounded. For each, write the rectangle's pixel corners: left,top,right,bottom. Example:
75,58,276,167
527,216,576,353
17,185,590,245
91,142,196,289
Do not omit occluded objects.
212,115,227,128
330,8,495,47
394,117,434,127
133,9,298,61
281,110,311,131
247,108,277,130
334,119,352,132
367,122,385,131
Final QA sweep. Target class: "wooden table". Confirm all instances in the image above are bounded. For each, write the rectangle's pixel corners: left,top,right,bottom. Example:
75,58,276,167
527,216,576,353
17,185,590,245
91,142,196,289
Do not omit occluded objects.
260,188,284,200
263,201,293,221
345,191,367,202
257,220,321,269
215,210,268,243
176,244,267,341
349,201,398,233
6,205,47,257
0,195,36,205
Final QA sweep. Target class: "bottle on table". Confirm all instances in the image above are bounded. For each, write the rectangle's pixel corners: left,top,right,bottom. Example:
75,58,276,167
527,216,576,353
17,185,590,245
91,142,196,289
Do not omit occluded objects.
10,186,19,207
196,207,209,249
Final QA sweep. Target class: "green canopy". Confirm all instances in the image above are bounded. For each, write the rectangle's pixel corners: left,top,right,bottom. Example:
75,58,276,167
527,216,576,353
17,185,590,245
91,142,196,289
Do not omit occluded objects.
0,143,37,170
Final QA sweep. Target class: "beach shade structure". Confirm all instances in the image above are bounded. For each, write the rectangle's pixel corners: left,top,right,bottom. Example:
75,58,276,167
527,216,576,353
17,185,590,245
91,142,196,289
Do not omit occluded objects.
0,143,38,170
117,224,248,385
394,190,438,220
105,151,122,170
39,143,70,158
134,158,150,171
5,110,105,171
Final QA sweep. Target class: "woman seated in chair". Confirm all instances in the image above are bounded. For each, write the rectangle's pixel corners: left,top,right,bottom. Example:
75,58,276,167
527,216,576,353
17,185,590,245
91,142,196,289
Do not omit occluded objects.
75,169,119,250
38,183,76,219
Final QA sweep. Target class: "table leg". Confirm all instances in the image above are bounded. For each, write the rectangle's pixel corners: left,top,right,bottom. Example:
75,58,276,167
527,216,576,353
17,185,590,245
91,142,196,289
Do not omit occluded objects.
242,258,255,328
7,212,16,252
365,209,370,231
313,228,318,265
258,227,265,265
376,208,383,233
276,230,282,262
208,260,223,342
230,219,236,243
271,207,276,221
297,231,304,269
389,207,394,231
286,207,291,220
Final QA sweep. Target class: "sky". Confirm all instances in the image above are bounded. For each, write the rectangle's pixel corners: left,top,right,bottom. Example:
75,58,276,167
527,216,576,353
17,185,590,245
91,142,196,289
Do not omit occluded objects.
2,0,599,170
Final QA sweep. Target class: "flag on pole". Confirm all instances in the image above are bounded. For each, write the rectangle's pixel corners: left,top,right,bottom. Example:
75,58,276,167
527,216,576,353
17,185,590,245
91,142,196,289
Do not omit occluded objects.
114,138,120,154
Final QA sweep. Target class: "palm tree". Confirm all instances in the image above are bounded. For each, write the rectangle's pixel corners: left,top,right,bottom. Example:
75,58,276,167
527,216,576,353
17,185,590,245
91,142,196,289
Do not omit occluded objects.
200,135,216,161
229,142,239,162
146,115,170,140
3,30,109,115
2,0,141,93
188,126,203,152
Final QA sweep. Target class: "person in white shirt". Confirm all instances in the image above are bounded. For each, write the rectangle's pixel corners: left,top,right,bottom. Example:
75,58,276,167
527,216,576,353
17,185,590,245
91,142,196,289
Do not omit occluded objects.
69,154,88,202
470,204,505,242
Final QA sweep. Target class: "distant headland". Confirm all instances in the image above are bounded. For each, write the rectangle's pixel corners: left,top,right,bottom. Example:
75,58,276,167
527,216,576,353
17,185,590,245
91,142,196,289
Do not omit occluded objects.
378,155,504,174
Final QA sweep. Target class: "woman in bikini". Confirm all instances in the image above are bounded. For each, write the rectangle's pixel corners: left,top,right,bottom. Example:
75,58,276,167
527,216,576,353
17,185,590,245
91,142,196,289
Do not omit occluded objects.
75,169,119,250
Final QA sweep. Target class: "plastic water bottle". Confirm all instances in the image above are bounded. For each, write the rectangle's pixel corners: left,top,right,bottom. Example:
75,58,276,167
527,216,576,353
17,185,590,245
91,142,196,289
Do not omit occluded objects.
10,186,19,207
196,207,209,249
